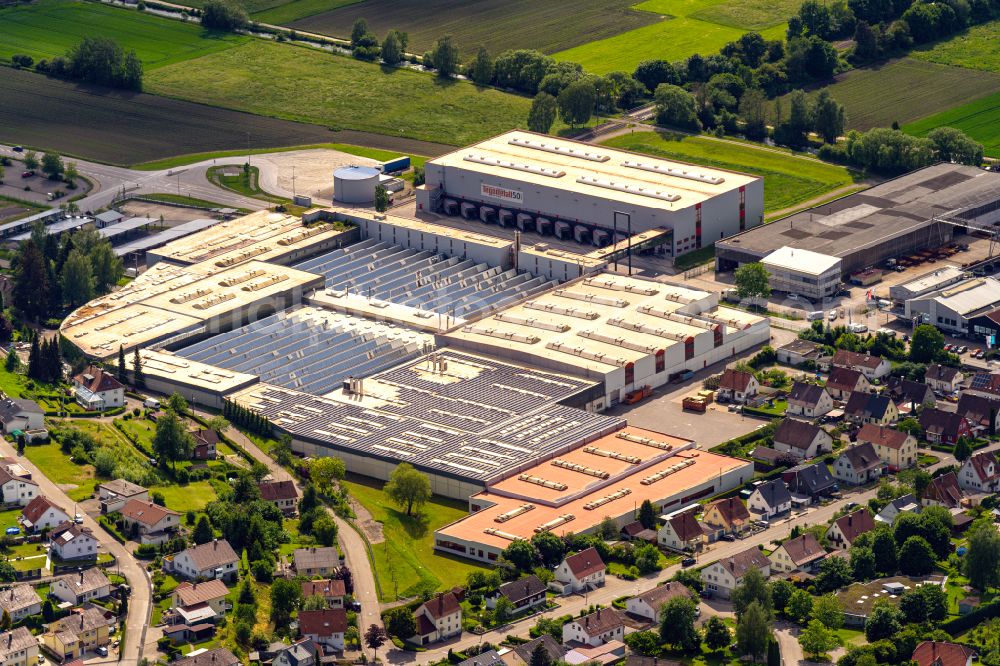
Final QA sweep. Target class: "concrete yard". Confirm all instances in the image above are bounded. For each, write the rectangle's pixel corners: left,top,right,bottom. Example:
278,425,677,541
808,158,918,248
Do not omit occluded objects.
247,148,380,201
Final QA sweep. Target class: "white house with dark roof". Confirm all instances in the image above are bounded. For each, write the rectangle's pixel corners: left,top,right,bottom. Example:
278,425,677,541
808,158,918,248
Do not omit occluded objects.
876,494,920,524
259,480,298,514
747,479,792,518
787,382,833,418
832,350,891,380
71,366,124,412
0,467,38,507
168,539,239,583
925,365,962,394
0,396,43,434
50,522,99,560
769,533,826,574
19,495,70,533
959,450,1000,492
657,511,705,551
625,581,693,623
956,393,1000,435
0,584,41,622
485,574,546,614
51,568,112,605
772,419,832,459
700,546,771,598
825,509,875,548
292,546,340,577
562,608,624,647
410,592,462,645
298,609,347,651
834,442,884,486
553,547,605,594
96,479,148,514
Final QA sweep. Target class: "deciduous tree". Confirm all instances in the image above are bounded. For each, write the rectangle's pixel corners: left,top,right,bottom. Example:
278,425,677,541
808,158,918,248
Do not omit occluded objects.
384,462,431,515
527,92,558,134
557,79,596,127
659,596,700,651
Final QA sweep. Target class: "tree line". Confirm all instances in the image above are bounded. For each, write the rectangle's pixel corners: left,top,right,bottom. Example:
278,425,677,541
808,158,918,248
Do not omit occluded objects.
35,36,143,91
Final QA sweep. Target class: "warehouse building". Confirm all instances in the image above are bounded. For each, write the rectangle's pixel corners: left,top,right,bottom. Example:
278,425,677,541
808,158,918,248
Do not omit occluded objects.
135,350,258,409
889,266,967,303
416,130,763,258
716,163,1000,277
760,246,843,300
434,425,753,563
228,350,621,499
904,277,1000,334
443,273,769,409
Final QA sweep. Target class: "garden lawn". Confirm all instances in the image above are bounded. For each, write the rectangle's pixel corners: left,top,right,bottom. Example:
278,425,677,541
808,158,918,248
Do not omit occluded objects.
342,474,488,601
553,0,787,74
145,40,534,147
22,440,97,502
152,480,222,514
904,90,1000,157
0,368,36,399
0,508,21,534
0,0,248,69
602,131,858,214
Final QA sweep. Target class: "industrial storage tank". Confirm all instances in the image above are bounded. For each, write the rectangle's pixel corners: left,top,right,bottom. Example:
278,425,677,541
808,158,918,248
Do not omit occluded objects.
333,165,380,204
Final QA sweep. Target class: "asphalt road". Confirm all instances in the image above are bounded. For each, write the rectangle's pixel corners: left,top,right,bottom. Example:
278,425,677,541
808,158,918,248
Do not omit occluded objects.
0,437,152,665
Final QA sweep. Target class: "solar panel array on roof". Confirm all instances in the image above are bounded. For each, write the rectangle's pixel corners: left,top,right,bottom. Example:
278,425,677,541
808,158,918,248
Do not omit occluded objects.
293,239,557,319
176,309,426,396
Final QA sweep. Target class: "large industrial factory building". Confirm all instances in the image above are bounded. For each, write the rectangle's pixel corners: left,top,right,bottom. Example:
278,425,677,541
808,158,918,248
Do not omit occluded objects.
416,130,764,258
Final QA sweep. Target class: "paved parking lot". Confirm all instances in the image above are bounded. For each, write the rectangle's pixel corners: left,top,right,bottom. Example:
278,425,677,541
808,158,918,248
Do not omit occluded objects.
0,156,91,204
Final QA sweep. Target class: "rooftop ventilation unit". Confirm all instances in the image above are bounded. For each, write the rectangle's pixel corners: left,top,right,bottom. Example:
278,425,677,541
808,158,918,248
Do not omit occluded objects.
242,274,288,291
640,459,695,485
507,137,609,162
170,287,213,305
483,528,522,541
215,245,269,267
583,446,641,464
577,329,661,355
664,291,696,304
583,488,631,511
191,292,236,310
545,342,631,368
617,431,674,451
583,277,659,296
638,305,716,330
493,312,571,332
621,160,725,184
552,458,609,479
523,300,600,320
464,154,565,178
277,224,331,246
517,474,567,491
461,325,540,345
607,317,690,342
494,503,535,523
220,268,267,287
553,289,628,308
534,514,575,533
576,175,680,202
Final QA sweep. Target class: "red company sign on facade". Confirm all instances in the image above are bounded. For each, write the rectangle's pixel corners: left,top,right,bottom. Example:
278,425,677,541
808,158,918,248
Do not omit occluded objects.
481,183,523,204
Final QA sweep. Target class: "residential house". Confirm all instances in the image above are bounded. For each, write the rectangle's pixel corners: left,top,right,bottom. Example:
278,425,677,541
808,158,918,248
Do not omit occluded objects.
0,397,43,435
119,499,180,545
620,521,657,543
700,546,771,599
553,547,606,594
190,429,219,461
19,496,70,533
506,635,567,666
886,378,935,414
43,607,110,660
844,393,898,426
298,608,347,651
777,339,823,367
174,648,241,666
826,509,876,548
912,641,977,666
834,443,884,486
747,479,792,518
272,640,319,666
0,585,41,622
751,446,793,469
956,394,1000,436
0,627,39,666
717,369,759,404
772,419,833,459
96,479,148,514
967,371,1000,399
163,624,216,646
959,450,1000,492
168,539,239,583
787,383,834,418
782,462,837,499
485,575,546,614
259,480,298,514
456,650,504,666
51,568,112,605
832,350,891,380
563,641,626,665
702,497,752,541
826,368,872,401
293,547,340,577
49,522,99,560
0,468,38,507
410,592,462,645
657,511,705,551
923,472,963,509
769,533,826,574
301,579,346,609
172,579,230,616
71,366,124,412
857,423,918,471
625,582,693,623
920,409,973,446
925,365,962,395
876,494,920,524
562,608,624,647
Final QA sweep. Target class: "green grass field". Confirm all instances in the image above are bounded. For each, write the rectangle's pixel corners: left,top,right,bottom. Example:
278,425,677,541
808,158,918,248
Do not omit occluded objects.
904,90,1000,156
23,439,97,502
285,0,659,57
342,474,487,601
553,0,787,74
252,0,359,25
602,131,859,213
152,480,221,514
0,0,247,68
145,40,533,147
910,20,1000,72
770,58,1000,131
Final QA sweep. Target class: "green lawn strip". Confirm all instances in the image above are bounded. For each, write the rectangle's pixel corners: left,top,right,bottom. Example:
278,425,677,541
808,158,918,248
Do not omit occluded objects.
341,474,488,601
904,90,1000,157
251,0,360,25
0,509,21,533
770,58,1000,131
208,165,288,204
144,40,534,147
0,0,248,69
601,131,857,214
0,368,41,399
909,20,1000,73
687,0,803,30
674,244,717,271
22,439,97,502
